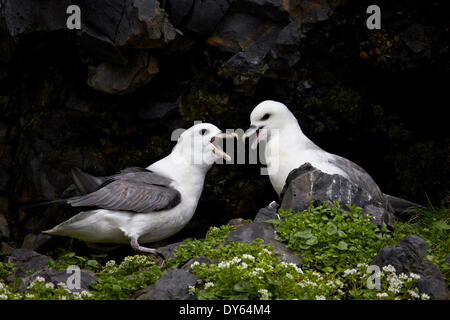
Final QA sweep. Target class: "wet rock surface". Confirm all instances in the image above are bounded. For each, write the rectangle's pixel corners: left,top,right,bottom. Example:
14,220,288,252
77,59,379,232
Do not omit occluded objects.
371,236,448,300
225,203,302,267
280,163,395,228
136,267,198,300
18,267,97,293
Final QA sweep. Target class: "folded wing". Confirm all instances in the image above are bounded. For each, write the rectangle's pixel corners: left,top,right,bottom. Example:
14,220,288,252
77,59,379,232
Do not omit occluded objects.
68,168,181,213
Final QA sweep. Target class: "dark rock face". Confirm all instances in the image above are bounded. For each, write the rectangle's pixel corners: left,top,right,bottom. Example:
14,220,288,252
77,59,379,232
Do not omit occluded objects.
87,52,159,94
280,164,395,228
156,241,184,260
18,267,97,293
0,197,9,239
225,203,302,267
371,236,448,300
3,0,71,37
137,267,198,300
185,0,230,35
6,249,51,280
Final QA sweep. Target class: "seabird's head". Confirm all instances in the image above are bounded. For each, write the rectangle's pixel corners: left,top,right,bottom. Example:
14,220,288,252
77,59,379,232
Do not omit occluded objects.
243,100,297,149
176,123,236,167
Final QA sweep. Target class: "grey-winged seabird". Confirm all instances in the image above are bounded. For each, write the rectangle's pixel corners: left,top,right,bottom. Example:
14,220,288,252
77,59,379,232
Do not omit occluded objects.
43,123,236,254
242,100,388,206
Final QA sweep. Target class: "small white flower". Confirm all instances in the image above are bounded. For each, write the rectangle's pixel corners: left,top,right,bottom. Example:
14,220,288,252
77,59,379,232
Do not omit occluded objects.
382,265,396,273
106,260,116,268
376,292,388,298
25,293,35,299
218,261,230,269
188,285,196,295
312,271,322,278
286,273,294,280
288,263,303,274
315,295,326,300
191,261,200,268
409,273,421,280
258,289,270,300
57,282,67,288
242,254,255,262
399,273,408,280
408,290,419,298
35,276,45,282
238,262,248,270
0,294,7,300
81,290,92,297
357,262,369,268
231,257,241,264
45,282,55,289
60,295,67,300
420,293,430,300
204,282,214,289
343,269,358,276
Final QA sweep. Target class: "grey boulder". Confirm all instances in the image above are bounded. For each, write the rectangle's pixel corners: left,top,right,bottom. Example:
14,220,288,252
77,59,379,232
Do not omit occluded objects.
137,267,198,300
280,163,394,228
371,235,448,300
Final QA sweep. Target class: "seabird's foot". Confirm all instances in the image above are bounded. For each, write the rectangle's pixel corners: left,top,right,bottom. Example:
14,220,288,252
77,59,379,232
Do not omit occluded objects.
130,238,159,256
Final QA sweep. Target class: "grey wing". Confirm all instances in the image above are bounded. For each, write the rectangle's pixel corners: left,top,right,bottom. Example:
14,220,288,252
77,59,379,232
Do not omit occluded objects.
71,168,107,195
328,155,385,203
67,179,181,213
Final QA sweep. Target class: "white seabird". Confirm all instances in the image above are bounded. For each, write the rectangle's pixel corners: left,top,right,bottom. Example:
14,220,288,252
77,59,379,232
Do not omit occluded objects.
242,100,386,204
43,123,235,254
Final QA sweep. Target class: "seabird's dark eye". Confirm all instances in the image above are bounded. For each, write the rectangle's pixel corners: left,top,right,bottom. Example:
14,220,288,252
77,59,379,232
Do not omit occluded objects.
261,113,271,121
200,129,208,135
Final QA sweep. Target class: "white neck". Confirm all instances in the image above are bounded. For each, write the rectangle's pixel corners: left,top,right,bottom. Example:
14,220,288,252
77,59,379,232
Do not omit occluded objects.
146,147,208,200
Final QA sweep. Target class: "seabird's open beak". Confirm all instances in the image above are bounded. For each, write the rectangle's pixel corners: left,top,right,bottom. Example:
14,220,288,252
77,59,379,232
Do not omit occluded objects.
210,132,237,161
243,125,263,150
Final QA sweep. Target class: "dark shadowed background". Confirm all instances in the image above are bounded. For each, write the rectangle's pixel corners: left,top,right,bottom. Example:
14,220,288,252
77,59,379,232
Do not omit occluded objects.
0,0,448,250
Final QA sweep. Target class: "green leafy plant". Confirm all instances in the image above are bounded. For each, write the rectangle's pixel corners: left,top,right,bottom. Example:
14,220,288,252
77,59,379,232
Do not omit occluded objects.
88,255,162,300
269,201,392,272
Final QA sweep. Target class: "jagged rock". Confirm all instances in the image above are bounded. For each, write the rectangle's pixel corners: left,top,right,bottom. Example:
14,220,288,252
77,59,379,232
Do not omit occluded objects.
371,236,448,300
166,0,194,27
0,197,9,239
137,267,198,300
269,18,303,69
383,194,424,216
219,25,281,88
181,256,212,271
3,0,71,37
21,233,52,251
280,163,394,228
0,145,12,191
295,0,332,32
225,210,302,267
6,249,51,280
401,24,429,54
233,0,291,23
185,0,230,35
80,0,177,48
1,242,15,256
207,13,273,53
227,218,248,226
78,26,128,65
137,100,180,121
87,51,159,94
156,241,184,260
18,267,97,293
254,201,279,223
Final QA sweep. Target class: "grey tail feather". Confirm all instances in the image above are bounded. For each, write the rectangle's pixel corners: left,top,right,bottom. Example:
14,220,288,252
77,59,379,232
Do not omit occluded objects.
21,199,69,211
71,167,104,195
383,193,424,213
